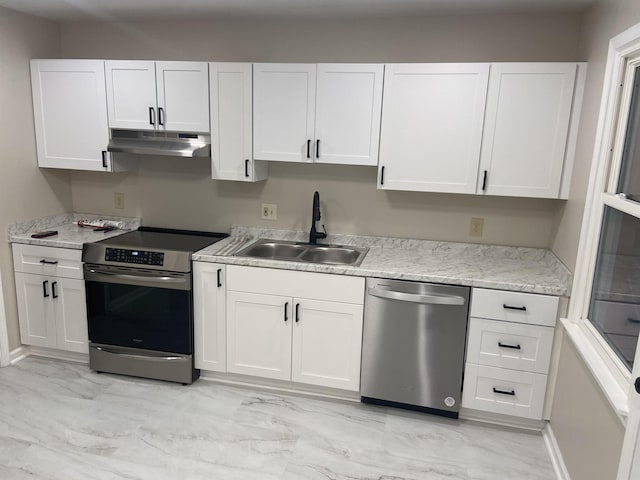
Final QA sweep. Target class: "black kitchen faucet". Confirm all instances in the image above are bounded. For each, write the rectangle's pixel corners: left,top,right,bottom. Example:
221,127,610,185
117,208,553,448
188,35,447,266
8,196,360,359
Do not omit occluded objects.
308,191,327,245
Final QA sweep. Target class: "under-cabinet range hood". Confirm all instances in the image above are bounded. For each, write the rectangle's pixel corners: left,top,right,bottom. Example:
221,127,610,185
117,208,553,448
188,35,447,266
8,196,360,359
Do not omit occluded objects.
107,129,211,158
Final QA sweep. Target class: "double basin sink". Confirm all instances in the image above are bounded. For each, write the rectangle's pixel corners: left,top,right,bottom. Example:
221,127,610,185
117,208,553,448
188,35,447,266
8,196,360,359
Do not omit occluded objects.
235,239,368,267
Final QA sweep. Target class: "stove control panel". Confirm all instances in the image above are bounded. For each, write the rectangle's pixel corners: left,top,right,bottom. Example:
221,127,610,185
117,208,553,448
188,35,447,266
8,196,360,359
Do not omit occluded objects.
105,248,164,266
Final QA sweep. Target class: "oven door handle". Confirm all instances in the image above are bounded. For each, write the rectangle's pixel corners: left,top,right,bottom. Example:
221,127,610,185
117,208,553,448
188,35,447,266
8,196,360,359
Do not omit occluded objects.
94,345,185,361
84,267,191,290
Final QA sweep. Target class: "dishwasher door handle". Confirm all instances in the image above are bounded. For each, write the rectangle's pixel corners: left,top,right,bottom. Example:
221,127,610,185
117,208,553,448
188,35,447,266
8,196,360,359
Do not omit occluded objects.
367,287,466,305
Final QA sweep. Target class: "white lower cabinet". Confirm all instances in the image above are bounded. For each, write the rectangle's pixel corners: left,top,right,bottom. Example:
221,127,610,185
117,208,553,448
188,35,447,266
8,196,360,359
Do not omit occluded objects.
14,272,88,353
462,364,548,419
193,262,227,372
13,244,88,354
462,288,559,421
224,265,365,391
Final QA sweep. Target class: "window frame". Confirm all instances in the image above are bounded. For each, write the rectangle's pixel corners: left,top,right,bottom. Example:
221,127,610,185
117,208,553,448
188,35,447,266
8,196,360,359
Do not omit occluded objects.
566,22,640,420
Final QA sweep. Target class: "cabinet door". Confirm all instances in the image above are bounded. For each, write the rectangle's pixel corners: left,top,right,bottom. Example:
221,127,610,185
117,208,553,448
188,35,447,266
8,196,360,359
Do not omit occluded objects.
478,63,577,198
210,63,268,181
30,60,110,171
226,291,292,380
193,262,226,372
291,299,363,391
378,63,489,193
253,63,316,162
314,64,384,166
53,277,88,354
105,60,157,130
14,273,55,348
156,61,210,133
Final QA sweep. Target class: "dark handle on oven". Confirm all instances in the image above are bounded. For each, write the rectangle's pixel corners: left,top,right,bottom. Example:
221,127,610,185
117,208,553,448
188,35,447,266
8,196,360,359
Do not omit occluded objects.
217,268,222,288
101,150,107,168
628,318,640,324
306,140,311,159
40,259,58,265
380,166,385,185
316,139,320,159
482,170,488,191
158,107,164,126
498,342,521,350
493,387,515,396
149,107,155,126
295,303,300,323
245,159,249,178
503,304,527,311
42,280,49,298
284,302,289,322
52,281,58,299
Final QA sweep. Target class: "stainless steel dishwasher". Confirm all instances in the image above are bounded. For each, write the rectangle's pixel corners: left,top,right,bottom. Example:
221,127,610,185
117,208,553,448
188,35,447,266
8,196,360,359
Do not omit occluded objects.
361,278,470,418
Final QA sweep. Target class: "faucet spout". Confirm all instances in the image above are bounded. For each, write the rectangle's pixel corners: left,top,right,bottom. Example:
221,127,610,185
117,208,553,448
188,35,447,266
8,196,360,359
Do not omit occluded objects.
309,191,327,245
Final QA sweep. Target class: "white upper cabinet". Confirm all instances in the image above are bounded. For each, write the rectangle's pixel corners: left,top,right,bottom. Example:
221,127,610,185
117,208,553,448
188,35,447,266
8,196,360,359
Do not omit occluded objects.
30,59,111,171
105,60,209,133
378,63,490,193
314,64,384,166
253,63,384,165
210,62,268,182
105,61,157,131
253,63,317,162
477,63,581,198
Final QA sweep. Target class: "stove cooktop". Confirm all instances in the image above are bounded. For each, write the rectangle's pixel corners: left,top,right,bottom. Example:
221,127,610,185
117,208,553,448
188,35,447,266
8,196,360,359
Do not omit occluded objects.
82,227,229,272
96,227,228,253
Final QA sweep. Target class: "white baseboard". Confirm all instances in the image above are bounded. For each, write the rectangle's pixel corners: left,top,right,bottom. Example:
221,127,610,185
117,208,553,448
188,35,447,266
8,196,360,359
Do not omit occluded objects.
28,346,89,364
543,423,571,480
10,346,29,364
459,407,545,431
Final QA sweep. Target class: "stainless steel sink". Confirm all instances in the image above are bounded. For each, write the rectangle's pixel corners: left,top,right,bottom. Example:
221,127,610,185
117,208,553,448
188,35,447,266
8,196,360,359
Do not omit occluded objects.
234,239,368,266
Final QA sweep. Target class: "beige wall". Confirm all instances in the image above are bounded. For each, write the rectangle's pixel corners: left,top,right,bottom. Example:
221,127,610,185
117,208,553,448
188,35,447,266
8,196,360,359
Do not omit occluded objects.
551,332,625,479
0,6,72,351
61,13,581,248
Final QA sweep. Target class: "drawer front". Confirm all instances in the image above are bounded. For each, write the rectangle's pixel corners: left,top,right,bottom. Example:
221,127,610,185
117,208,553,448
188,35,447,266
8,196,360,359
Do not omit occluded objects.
466,318,555,374
591,300,640,337
227,265,364,304
12,243,83,279
470,288,559,327
462,364,547,420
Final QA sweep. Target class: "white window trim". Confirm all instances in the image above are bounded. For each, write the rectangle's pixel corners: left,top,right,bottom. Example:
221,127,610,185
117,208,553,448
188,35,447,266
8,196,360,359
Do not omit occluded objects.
564,21,640,422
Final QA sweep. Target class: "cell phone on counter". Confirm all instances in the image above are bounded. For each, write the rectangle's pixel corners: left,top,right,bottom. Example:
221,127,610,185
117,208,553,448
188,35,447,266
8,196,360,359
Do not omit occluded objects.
30,230,58,238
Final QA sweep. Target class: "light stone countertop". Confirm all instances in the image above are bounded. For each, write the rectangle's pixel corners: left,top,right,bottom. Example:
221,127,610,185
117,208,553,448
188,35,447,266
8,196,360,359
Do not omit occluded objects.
8,213,142,249
193,226,573,296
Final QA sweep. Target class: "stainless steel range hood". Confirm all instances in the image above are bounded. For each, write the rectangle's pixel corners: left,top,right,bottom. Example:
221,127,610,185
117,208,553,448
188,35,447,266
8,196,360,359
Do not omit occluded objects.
107,130,211,158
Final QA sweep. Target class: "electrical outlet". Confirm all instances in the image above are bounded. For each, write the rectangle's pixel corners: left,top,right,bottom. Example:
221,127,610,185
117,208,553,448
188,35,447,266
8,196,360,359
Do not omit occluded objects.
261,203,277,220
470,217,484,237
114,192,125,210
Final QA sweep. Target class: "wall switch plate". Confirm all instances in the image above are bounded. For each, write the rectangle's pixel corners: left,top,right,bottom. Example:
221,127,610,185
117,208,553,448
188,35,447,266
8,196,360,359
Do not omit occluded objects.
470,217,484,237
261,203,277,220
114,192,125,210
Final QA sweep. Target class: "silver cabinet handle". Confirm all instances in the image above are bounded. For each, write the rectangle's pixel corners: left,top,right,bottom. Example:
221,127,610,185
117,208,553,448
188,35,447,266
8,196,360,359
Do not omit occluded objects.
367,287,465,305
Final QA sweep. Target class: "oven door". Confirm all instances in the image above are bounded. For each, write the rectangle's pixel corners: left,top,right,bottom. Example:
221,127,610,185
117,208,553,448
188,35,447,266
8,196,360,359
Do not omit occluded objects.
84,264,193,354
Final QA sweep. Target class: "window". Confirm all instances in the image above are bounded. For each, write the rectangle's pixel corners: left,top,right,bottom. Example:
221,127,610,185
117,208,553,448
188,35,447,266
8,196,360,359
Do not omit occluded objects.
586,65,640,373
573,54,640,389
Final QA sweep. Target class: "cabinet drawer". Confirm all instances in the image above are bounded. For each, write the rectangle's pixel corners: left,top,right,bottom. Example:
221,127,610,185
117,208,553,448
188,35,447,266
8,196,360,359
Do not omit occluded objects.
470,288,558,327
462,364,547,420
12,244,83,279
591,300,640,336
467,318,554,374
227,265,364,304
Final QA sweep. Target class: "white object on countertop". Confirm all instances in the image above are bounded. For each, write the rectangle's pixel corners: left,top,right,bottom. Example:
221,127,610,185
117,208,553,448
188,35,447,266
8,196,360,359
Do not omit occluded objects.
76,219,126,229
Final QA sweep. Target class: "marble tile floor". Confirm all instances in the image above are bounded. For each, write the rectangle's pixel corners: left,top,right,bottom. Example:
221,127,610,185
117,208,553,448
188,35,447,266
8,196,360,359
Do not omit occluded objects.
0,357,557,480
